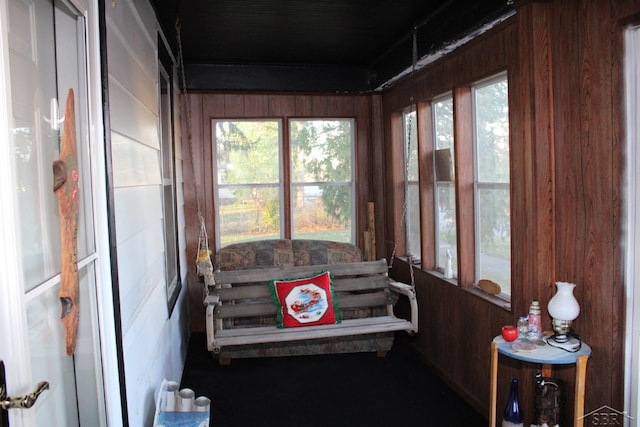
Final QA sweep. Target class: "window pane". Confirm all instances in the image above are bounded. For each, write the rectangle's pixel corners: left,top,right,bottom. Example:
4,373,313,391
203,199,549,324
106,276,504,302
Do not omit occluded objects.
406,183,421,259
404,111,418,181
403,110,420,259
218,185,281,246
159,64,179,308
215,120,281,185
291,184,351,242
477,186,511,294
434,98,454,152
290,120,352,182
475,80,509,183
436,183,457,271
214,120,282,246
474,76,510,296
433,96,456,271
290,120,354,243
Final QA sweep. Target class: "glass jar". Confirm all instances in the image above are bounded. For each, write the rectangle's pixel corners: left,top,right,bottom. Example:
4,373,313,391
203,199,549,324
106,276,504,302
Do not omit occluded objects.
517,316,529,338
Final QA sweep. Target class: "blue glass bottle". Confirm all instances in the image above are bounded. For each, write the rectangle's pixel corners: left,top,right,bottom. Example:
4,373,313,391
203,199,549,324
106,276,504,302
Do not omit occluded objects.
502,378,524,427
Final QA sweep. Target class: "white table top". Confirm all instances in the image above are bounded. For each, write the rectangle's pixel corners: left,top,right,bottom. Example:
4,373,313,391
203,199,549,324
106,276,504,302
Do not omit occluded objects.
493,335,592,364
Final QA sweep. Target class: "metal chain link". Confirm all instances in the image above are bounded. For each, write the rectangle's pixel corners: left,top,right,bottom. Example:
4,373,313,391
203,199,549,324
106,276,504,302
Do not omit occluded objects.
175,17,210,264
389,28,418,288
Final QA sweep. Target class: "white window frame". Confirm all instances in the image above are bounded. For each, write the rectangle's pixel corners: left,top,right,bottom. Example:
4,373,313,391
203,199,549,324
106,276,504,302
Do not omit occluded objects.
432,93,456,273
289,118,356,244
212,119,285,248
212,118,356,248
472,72,511,297
403,109,420,261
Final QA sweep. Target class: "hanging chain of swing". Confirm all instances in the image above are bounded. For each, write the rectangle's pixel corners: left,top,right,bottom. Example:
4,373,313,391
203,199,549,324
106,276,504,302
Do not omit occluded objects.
388,27,418,288
175,17,211,265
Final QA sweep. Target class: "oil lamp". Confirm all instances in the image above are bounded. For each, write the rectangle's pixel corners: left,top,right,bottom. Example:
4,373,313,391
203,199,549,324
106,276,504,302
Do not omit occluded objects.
547,281,580,345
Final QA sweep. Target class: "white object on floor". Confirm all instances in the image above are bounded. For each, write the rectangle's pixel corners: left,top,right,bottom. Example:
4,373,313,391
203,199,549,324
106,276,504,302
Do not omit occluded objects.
153,379,211,427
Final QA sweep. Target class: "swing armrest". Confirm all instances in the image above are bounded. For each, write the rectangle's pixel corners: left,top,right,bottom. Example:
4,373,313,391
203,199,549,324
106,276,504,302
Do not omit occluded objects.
203,293,219,306
204,293,222,353
388,279,418,334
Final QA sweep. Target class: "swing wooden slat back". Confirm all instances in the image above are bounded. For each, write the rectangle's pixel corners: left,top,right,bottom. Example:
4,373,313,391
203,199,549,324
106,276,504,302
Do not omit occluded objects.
204,258,418,363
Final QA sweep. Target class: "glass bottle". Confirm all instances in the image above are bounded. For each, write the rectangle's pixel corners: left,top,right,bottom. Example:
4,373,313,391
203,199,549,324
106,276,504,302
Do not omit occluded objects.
502,378,524,427
527,299,542,341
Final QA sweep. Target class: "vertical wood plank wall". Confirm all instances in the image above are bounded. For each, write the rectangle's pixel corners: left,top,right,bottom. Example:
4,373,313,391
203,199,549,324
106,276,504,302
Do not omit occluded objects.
381,0,639,421
182,0,640,422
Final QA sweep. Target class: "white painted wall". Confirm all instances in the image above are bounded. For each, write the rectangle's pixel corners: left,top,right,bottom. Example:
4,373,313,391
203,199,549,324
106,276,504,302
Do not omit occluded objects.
105,1,188,425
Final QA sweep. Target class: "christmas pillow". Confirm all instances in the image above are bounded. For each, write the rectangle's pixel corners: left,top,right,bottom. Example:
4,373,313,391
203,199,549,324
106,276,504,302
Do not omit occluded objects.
270,271,341,328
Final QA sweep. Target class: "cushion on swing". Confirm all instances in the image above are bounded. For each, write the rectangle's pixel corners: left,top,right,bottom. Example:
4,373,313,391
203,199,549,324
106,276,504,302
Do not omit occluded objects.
269,271,341,328
216,240,295,270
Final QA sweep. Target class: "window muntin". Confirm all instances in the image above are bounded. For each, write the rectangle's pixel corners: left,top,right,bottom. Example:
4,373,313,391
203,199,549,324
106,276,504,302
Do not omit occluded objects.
433,96,457,273
213,120,283,247
473,76,511,296
289,119,354,242
403,110,421,260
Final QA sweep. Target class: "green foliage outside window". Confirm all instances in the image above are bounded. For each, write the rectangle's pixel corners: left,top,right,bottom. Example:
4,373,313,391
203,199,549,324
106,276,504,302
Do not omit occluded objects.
214,119,354,246
290,120,353,226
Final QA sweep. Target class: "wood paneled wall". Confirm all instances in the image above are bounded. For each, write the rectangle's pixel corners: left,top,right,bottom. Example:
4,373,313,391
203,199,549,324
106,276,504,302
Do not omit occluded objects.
182,92,386,332
181,0,640,423
382,0,640,422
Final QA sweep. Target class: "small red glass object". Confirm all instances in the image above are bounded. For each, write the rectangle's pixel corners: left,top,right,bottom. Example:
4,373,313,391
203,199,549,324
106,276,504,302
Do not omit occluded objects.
501,325,519,342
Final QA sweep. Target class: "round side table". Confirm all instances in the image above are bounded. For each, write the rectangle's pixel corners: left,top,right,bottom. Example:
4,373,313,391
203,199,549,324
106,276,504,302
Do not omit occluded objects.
489,335,592,427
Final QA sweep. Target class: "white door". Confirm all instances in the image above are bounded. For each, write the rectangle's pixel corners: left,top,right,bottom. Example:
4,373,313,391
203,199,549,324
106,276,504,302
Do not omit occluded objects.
0,0,109,425
626,25,640,426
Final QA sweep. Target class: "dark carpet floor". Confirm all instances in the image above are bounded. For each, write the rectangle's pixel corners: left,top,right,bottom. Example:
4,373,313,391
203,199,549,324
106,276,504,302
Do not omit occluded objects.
180,332,486,427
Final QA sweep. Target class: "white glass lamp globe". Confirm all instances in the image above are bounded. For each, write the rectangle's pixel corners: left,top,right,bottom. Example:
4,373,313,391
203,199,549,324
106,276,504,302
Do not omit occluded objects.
547,281,580,321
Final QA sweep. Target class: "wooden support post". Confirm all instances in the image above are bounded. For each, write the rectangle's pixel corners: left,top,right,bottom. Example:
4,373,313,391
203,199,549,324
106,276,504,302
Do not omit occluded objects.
489,342,498,427
367,202,376,260
574,355,588,427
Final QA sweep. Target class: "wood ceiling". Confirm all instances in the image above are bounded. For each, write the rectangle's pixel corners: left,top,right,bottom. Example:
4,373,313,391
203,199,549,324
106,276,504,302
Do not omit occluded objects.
151,0,513,92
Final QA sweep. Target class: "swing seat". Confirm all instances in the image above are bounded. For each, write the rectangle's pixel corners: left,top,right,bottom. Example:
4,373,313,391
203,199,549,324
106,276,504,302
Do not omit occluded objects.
203,240,418,363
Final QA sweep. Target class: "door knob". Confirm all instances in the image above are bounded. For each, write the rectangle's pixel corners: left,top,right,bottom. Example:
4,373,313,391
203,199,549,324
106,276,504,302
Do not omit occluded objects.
0,381,49,410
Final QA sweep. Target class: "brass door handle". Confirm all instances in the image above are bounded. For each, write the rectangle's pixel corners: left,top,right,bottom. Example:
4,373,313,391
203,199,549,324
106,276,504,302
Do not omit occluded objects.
0,381,49,410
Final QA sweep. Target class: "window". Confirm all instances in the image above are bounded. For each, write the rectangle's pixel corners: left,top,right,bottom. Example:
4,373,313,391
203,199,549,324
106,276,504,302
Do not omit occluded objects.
213,119,355,247
159,44,181,313
403,110,421,260
473,75,510,295
214,120,283,246
392,73,511,301
289,119,354,242
432,96,456,273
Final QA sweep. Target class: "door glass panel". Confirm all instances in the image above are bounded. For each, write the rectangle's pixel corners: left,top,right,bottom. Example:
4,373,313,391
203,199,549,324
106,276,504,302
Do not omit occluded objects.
10,0,61,289
27,281,79,427
11,0,94,292
26,264,102,425
72,262,103,426
54,0,95,261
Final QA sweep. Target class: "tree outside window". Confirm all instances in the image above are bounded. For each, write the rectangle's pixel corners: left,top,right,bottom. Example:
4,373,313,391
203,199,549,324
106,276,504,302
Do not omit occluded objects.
474,76,511,295
290,119,354,242
213,119,355,247
433,96,457,274
403,110,421,260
